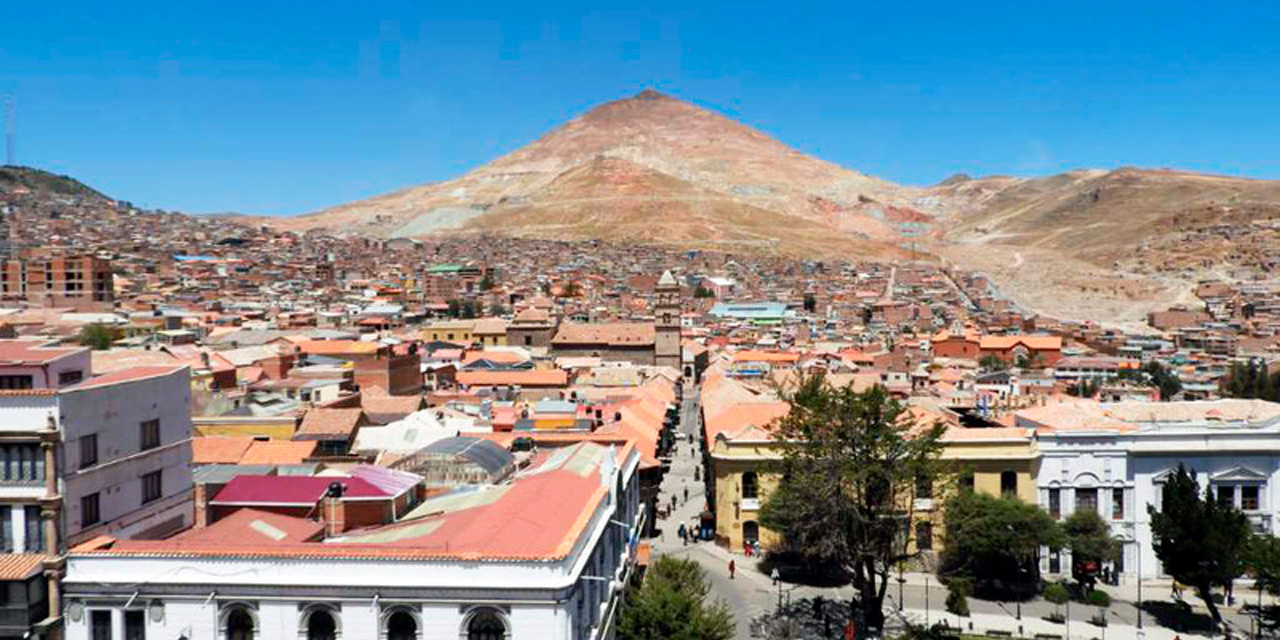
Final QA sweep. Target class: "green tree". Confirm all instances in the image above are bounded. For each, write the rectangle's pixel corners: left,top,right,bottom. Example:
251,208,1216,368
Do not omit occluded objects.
487,301,506,317
938,491,1064,598
617,556,734,640
78,324,119,351
1063,510,1120,591
979,354,1008,373
694,286,715,299
758,377,947,634
1043,582,1070,620
1149,464,1253,628
1144,361,1183,401
945,578,971,618
478,270,495,291
446,299,462,318
460,300,478,319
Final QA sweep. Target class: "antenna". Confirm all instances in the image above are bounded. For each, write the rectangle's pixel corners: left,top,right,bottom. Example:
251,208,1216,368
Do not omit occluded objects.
3,95,13,166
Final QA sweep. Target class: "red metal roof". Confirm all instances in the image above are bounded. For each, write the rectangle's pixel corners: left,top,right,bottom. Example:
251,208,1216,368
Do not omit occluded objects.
211,475,391,506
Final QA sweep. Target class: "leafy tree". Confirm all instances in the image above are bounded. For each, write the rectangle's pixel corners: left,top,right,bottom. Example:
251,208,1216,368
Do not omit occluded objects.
1063,510,1120,591
979,354,1008,373
617,556,734,640
945,578,971,618
938,491,1064,598
1144,361,1183,401
1067,380,1098,398
1043,582,1070,619
758,376,947,635
478,271,495,292
487,301,506,317
1224,361,1280,402
446,299,462,318
79,324,119,351
1149,464,1253,628
460,300,478,319
694,286,715,299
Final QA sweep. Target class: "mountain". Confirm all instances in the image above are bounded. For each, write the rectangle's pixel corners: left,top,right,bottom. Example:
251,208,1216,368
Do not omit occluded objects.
0,165,109,201
278,90,925,257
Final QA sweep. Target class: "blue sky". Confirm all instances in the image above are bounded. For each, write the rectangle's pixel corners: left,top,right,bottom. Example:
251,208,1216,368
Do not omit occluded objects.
2,1,1278,215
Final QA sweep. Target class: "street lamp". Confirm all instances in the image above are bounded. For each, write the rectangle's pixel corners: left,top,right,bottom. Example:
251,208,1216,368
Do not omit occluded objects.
898,563,905,612
1136,538,1143,630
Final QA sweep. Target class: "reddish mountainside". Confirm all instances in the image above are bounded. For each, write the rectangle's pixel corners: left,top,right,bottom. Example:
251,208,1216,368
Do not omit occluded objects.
279,90,919,257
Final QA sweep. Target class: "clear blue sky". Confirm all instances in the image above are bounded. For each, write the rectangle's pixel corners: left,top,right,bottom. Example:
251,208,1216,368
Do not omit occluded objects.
3,1,1278,215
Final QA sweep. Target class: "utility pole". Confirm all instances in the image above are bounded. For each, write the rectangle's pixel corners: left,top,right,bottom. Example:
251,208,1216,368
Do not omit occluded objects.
1136,540,1144,632
3,95,13,166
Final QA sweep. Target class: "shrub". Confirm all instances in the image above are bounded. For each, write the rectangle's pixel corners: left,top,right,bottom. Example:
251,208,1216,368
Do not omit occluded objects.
1043,582,1070,606
945,581,970,618
1086,589,1112,608
1044,613,1066,624
1090,612,1109,627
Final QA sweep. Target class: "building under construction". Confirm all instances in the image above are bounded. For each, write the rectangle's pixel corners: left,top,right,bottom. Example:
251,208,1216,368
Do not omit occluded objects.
0,251,114,311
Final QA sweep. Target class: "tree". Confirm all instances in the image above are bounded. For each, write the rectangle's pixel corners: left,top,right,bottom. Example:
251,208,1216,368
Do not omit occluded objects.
478,271,495,292
1144,361,1183,401
758,376,947,635
459,300,478,319
1043,582,1070,621
446,299,462,318
945,578,971,618
1063,510,1120,592
938,491,1064,598
1149,464,1253,629
487,301,506,317
979,354,1008,373
617,556,734,640
694,286,715,299
79,324,119,351
1067,380,1098,398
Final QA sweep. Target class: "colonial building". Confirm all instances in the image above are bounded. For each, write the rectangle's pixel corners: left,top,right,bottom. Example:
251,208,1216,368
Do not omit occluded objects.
1019,398,1280,581
63,442,644,640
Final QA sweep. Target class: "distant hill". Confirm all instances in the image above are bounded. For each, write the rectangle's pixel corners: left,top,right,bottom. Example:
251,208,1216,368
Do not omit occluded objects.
0,165,109,201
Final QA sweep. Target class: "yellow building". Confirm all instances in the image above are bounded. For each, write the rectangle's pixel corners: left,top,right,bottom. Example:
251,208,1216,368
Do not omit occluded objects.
421,318,508,346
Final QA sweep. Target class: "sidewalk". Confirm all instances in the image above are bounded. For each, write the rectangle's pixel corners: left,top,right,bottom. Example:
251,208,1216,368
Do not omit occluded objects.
896,607,1215,640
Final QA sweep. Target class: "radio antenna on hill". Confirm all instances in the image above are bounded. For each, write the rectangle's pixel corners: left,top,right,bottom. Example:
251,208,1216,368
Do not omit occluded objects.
3,95,13,166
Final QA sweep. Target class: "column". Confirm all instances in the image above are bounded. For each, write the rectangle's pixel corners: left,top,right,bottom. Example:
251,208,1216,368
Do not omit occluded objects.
41,440,57,498
42,507,58,556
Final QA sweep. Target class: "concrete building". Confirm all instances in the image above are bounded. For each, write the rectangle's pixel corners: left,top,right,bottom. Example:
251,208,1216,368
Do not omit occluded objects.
63,442,644,640
0,340,193,639
1020,398,1280,581
0,254,114,311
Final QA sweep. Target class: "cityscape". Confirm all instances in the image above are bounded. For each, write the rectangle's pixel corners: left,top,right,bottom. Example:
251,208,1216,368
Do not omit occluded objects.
2,3,1280,640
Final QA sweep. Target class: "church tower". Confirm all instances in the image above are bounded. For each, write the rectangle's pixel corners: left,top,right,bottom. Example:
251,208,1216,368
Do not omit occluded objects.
653,270,682,371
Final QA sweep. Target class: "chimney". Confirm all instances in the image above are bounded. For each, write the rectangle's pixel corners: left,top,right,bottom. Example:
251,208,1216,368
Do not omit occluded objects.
193,483,211,528
323,482,346,537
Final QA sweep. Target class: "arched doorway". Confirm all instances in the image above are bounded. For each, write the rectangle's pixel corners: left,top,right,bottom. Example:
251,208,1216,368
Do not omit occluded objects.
226,607,255,640
386,611,417,640
466,610,508,640
743,520,760,544
306,609,337,640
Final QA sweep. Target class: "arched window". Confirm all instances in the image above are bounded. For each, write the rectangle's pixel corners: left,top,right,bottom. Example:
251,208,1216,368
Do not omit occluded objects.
300,605,340,640
222,605,256,640
465,608,509,640
742,472,758,499
385,610,418,640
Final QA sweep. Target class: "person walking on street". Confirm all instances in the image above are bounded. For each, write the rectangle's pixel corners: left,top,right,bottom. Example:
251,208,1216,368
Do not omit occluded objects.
683,486,689,502
771,567,780,586
729,559,736,580
678,523,687,546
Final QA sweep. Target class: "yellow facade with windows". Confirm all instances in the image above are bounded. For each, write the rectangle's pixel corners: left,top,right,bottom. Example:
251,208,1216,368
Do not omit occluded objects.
709,434,785,552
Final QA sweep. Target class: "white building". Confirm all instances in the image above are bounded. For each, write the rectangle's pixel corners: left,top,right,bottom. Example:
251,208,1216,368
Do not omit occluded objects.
1020,398,1280,581
63,441,643,640
0,340,194,639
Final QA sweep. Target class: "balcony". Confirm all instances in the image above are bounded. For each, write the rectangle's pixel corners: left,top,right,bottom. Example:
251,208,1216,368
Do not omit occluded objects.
740,498,760,511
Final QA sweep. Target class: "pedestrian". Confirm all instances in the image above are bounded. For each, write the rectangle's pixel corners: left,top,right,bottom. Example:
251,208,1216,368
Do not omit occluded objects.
678,523,687,545
743,540,751,557
683,486,689,502
729,559,736,580
754,540,762,557
771,567,780,586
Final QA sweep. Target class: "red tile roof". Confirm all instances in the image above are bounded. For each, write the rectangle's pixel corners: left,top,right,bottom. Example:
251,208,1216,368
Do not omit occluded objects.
552,323,654,346
0,339,84,365
192,436,255,465
170,508,324,545
238,440,317,466
0,553,48,580
295,408,365,439
457,369,568,388
68,365,186,391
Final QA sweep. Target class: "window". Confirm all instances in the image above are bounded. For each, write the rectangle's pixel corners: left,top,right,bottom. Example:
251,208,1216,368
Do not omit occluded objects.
1000,471,1018,498
80,434,98,469
1243,486,1261,511
82,492,101,526
124,610,145,640
1076,488,1098,514
24,506,42,552
1217,485,1236,508
1048,488,1061,519
1112,488,1126,520
916,521,934,551
741,472,758,500
142,471,162,504
91,610,113,640
467,610,508,640
58,370,83,386
960,472,975,492
1049,549,1061,574
140,419,161,451
386,610,417,640
524,336,532,346
225,607,255,640
306,609,337,640
915,473,933,499
0,444,43,483
0,375,33,390
0,506,10,552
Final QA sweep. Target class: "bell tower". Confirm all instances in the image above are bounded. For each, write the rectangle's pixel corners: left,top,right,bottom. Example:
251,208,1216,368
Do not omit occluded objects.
653,270,682,371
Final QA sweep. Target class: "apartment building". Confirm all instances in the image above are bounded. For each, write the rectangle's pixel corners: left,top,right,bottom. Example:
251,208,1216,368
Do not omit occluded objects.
0,340,193,639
